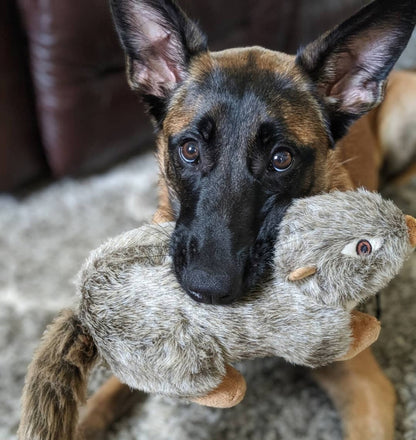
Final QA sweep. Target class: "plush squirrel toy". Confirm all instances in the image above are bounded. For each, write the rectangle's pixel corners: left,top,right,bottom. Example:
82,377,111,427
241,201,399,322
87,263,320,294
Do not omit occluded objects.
19,190,416,440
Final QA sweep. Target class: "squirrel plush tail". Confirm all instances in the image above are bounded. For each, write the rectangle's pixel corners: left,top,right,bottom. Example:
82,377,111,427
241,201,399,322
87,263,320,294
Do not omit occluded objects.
18,309,98,440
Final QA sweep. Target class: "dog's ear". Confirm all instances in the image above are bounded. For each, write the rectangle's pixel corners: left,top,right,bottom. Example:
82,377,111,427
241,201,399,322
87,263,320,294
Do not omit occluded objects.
297,0,416,141
110,0,208,121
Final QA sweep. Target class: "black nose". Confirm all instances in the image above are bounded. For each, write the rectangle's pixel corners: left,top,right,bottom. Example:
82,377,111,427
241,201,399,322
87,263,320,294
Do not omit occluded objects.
183,268,240,305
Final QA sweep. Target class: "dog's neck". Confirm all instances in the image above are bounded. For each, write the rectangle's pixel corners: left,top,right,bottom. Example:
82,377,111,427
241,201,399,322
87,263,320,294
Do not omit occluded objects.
326,149,356,192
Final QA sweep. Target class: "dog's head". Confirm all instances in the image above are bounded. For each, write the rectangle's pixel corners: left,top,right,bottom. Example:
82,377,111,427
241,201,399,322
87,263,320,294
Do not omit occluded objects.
111,0,415,304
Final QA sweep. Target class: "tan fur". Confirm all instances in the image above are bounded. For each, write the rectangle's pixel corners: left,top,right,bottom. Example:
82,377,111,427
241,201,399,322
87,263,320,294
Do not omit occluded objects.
406,215,416,246
313,348,397,440
78,378,147,440
162,48,329,150
378,70,416,178
163,92,201,135
325,150,355,191
337,312,381,362
207,47,305,84
288,266,317,281
190,365,247,408
335,112,381,191
279,99,328,147
18,310,97,440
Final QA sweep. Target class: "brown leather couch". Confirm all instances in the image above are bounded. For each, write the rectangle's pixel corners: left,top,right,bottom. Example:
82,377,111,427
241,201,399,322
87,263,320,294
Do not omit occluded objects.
1,0,46,191
1,0,363,191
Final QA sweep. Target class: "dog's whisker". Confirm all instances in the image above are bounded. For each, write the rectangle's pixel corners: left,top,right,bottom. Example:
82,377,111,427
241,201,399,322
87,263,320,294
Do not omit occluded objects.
338,156,359,166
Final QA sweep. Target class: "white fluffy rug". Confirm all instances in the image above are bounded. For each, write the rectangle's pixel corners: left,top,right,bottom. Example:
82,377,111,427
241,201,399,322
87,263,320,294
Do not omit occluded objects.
1,152,416,440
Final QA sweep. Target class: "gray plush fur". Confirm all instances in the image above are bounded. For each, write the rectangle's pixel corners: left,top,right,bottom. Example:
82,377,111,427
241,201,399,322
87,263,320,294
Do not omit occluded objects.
274,189,412,308
76,190,414,400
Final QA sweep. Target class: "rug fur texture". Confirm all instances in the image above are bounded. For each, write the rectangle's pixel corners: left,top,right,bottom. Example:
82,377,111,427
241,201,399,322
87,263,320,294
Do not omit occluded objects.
1,152,416,440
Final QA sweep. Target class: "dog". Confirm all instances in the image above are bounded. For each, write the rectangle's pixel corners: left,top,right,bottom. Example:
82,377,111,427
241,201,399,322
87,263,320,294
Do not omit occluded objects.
21,0,416,439
110,0,416,309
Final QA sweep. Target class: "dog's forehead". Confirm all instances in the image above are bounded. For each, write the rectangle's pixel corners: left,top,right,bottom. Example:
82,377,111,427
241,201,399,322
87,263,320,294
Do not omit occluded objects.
197,46,297,76
163,47,328,146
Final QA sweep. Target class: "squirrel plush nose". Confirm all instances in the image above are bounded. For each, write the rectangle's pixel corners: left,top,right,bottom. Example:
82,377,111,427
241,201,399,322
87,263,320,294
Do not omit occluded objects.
405,215,416,247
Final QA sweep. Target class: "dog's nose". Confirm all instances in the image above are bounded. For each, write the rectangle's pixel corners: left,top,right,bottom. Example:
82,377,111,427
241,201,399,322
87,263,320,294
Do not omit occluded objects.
405,215,416,247
184,268,239,305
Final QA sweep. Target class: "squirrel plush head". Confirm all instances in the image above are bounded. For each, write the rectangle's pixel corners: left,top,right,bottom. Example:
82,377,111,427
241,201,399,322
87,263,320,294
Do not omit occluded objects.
276,189,416,307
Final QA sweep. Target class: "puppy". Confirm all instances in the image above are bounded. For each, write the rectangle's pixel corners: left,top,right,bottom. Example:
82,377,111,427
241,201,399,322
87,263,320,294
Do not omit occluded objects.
23,0,416,439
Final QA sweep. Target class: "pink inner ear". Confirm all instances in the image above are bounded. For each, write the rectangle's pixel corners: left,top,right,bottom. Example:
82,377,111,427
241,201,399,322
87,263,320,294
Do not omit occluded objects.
326,29,392,111
127,4,186,94
135,34,180,88
329,73,380,112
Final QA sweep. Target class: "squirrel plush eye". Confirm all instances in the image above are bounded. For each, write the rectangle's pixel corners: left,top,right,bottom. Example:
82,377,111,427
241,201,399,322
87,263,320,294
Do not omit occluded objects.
342,237,384,257
356,240,372,256
179,141,200,164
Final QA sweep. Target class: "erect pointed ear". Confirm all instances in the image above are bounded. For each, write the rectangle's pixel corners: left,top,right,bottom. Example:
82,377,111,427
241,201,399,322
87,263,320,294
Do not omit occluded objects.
296,0,416,141
110,0,208,121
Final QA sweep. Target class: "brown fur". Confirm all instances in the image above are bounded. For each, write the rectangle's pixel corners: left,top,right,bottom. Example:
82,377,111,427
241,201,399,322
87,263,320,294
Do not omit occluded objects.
77,378,147,440
18,310,98,440
313,348,397,440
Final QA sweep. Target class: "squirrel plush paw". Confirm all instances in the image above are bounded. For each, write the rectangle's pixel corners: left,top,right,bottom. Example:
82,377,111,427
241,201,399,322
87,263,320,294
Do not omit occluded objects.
190,364,247,408
337,310,381,361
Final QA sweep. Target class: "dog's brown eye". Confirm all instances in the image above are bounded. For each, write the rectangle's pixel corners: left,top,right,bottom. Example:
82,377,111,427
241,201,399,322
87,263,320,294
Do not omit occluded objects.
356,240,372,256
180,141,200,164
271,149,292,171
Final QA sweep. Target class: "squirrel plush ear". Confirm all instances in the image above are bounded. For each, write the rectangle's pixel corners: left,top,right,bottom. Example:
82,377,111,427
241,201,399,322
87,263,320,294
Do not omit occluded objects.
288,266,317,282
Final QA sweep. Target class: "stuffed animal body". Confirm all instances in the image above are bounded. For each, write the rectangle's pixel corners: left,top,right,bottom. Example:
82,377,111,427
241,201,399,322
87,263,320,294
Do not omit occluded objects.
77,189,415,399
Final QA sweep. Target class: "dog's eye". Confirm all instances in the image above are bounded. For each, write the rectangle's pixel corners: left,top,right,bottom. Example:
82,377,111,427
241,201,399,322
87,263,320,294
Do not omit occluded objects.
356,240,372,256
179,141,200,164
271,148,293,171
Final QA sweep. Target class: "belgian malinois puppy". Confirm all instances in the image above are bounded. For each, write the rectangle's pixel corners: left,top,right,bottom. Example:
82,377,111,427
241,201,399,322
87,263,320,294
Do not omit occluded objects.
19,0,416,439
